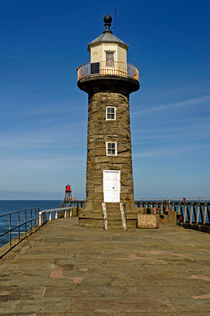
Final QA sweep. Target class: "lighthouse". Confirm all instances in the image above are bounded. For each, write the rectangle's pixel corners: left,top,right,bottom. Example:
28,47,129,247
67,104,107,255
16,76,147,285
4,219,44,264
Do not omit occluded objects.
77,15,139,229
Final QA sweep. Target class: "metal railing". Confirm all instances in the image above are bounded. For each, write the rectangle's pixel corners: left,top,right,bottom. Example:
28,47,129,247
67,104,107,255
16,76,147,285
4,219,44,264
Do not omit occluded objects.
0,206,73,258
61,200,84,208
77,61,139,81
135,200,210,231
38,207,72,226
0,208,39,258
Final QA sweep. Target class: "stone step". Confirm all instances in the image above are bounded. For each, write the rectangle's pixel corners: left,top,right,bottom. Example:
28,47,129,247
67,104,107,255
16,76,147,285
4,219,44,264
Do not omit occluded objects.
107,212,121,218
79,211,103,219
79,218,104,228
106,208,121,213
108,217,123,228
127,219,137,228
108,224,124,229
126,214,138,220
107,214,122,219
106,203,120,210
108,218,122,223
108,227,125,231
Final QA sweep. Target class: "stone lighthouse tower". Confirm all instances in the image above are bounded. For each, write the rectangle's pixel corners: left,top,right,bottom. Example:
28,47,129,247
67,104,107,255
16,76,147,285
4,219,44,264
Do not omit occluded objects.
77,15,139,229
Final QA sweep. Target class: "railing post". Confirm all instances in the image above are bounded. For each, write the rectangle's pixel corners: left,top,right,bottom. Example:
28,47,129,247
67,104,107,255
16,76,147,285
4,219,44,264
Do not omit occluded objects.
184,204,187,223
9,214,12,248
186,204,190,222
196,203,201,225
178,203,181,216
39,212,42,226
190,204,194,224
203,203,208,225
30,209,33,232
172,203,175,212
49,212,52,221
204,204,210,225
18,211,20,241
55,211,58,219
35,208,39,228
25,209,27,234
34,209,37,227
161,202,164,215
200,204,204,224
34,209,37,228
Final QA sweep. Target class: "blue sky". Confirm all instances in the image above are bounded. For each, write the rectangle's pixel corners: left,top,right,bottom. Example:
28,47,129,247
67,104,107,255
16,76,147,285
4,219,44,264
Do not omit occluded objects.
0,0,210,200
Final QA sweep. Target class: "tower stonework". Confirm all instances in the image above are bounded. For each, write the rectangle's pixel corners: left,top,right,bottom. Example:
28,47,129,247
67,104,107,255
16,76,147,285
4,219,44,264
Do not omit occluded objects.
77,15,139,227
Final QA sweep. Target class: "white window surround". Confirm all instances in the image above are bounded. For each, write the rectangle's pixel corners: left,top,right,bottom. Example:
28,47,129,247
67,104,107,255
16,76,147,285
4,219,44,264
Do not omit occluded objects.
106,142,117,156
106,106,116,120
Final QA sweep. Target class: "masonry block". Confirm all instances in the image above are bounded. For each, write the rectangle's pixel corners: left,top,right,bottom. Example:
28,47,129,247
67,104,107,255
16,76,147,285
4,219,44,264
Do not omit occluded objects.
72,207,78,217
137,214,160,229
166,211,177,225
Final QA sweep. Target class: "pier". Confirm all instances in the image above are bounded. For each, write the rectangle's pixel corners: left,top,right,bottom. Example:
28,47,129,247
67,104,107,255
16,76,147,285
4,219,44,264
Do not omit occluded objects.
0,215,210,314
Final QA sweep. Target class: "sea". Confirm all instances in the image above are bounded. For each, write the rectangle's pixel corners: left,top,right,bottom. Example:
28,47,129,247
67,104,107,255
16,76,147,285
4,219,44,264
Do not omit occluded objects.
0,200,62,248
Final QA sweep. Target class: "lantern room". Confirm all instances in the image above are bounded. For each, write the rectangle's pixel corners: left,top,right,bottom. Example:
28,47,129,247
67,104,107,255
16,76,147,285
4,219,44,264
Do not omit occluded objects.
88,15,128,66
77,15,139,82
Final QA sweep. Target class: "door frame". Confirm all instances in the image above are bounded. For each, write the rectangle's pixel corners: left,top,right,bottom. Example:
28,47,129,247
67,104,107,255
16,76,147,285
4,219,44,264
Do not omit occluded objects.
103,170,121,203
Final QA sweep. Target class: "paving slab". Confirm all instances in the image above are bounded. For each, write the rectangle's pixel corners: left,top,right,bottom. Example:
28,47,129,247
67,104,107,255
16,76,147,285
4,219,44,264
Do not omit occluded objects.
0,218,210,315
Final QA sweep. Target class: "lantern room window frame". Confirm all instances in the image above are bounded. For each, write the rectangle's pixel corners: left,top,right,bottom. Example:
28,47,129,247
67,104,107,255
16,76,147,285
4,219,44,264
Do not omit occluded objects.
106,142,117,156
106,106,116,120
105,51,115,67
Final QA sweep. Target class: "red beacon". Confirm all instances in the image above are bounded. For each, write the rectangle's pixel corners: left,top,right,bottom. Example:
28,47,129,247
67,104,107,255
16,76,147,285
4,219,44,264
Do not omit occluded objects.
66,185,71,192
61,185,73,207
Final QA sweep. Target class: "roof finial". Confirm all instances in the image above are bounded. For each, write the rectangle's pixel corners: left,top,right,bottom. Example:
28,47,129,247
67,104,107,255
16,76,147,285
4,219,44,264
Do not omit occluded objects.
104,15,112,33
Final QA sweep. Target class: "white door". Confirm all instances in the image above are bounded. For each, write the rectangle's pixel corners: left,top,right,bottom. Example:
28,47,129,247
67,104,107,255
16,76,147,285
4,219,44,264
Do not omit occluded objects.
103,170,120,202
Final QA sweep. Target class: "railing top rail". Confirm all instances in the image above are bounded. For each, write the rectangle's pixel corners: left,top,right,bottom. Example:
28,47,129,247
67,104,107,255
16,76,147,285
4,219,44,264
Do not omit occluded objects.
77,61,137,68
77,61,139,82
135,200,210,206
0,207,39,218
39,207,72,214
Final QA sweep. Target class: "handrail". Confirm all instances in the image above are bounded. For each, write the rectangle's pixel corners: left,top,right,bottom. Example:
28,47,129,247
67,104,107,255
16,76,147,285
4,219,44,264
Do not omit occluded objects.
77,61,139,81
102,202,108,230
38,207,72,226
0,208,39,258
0,206,73,258
120,202,127,231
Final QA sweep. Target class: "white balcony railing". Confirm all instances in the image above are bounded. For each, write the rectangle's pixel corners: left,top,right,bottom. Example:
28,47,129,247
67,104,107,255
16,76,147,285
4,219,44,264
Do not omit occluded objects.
77,61,139,81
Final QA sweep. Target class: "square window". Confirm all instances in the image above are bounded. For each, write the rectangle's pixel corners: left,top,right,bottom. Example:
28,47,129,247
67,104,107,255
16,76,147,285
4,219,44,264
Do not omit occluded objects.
106,107,116,120
106,142,117,156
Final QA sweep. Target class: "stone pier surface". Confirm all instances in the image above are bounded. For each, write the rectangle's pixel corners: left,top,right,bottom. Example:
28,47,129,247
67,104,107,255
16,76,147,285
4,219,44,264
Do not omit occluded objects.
0,219,210,315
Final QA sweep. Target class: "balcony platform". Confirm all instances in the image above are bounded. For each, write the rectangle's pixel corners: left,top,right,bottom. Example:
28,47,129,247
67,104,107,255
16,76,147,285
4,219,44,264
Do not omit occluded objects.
78,74,139,94
0,217,210,314
77,61,140,94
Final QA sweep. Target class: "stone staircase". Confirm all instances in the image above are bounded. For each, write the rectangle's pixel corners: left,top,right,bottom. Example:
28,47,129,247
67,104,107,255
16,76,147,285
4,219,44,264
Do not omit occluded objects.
104,203,125,230
79,202,137,230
